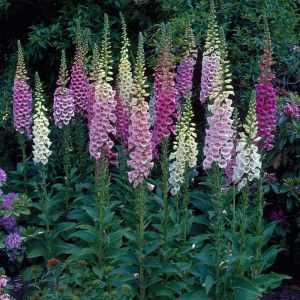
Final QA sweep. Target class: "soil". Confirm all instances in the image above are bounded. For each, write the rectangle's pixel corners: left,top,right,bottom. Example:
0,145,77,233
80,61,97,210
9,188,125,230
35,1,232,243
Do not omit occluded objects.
262,286,300,300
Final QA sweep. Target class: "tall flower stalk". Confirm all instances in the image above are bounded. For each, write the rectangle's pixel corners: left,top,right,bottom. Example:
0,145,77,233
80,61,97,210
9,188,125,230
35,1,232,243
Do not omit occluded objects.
127,33,153,300
232,94,262,275
255,20,277,151
54,51,75,211
199,2,222,103
88,14,116,267
13,41,33,192
70,21,90,116
33,72,52,262
175,23,197,101
151,23,178,158
169,98,197,242
201,3,234,297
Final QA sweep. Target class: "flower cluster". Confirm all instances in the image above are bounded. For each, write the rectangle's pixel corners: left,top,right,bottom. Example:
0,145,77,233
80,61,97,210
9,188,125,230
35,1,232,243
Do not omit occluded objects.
0,169,6,183
0,275,10,300
203,31,235,170
152,24,178,157
4,231,22,250
127,34,153,187
89,82,117,161
255,31,277,151
233,95,262,191
169,100,198,195
175,24,197,100
70,23,90,115
119,15,133,104
32,73,52,165
283,101,299,119
54,51,75,128
1,193,18,210
200,5,222,103
13,41,33,138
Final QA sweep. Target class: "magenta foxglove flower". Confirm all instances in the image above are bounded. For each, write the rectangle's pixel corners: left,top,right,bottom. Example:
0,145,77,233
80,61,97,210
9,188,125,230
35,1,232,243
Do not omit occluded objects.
283,101,299,119
13,41,32,139
70,30,89,116
53,51,75,128
255,37,277,151
152,26,178,157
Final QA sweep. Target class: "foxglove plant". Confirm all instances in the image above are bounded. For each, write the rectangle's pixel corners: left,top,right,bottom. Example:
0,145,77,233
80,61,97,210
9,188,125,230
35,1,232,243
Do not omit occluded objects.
202,42,234,169
152,24,178,157
89,16,116,162
54,51,75,210
175,24,197,101
13,41,33,139
283,101,299,119
32,74,52,165
169,99,198,196
199,4,222,103
255,25,277,151
127,33,153,300
201,5,235,297
53,51,75,129
169,99,197,241
70,22,90,116
232,96,262,191
127,33,153,187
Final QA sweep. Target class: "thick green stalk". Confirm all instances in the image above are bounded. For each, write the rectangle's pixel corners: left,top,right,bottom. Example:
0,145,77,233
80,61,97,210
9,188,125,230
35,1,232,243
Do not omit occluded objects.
96,156,107,268
182,164,190,243
18,134,27,193
255,179,264,275
231,184,236,233
211,166,223,300
136,183,146,300
161,138,169,247
240,184,249,253
62,125,71,212
40,166,51,262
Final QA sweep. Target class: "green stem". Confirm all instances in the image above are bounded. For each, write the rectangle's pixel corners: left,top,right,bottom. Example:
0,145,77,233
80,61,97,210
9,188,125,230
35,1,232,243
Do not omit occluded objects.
136,183,146,300
232,184,236,233
62,125,71,212
40,166,50,262
211,166,223,300
240,184,249,254
96,156,107,268
182,165,190,243
255,179,264,275
161,138,169,248
18,134,28,193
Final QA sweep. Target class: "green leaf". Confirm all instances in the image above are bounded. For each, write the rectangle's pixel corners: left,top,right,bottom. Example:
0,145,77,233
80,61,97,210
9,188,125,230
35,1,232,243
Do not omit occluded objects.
68,230,98,244
27,244,47,258
203,275,214,294
231,277,262,296
179,290,211,300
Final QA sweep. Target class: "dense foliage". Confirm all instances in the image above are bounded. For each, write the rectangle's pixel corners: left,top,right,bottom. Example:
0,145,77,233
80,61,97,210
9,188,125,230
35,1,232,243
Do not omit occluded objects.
0,1,299,300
